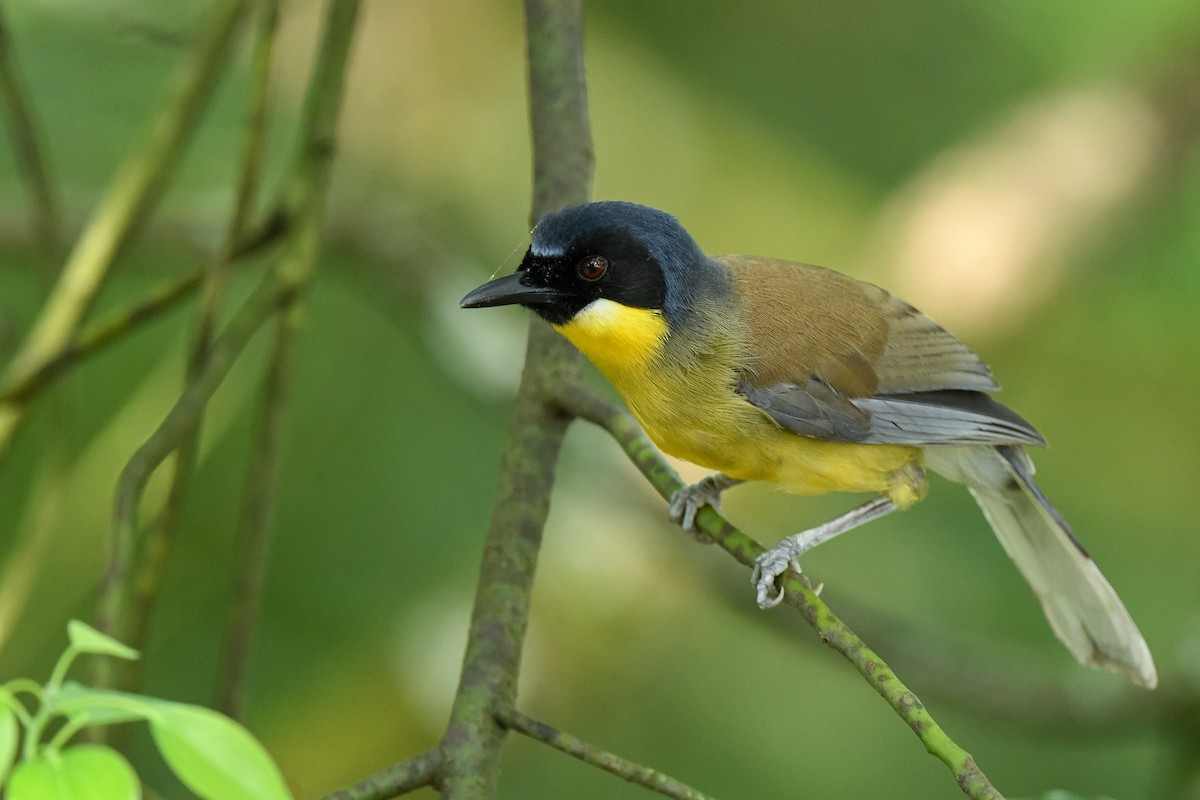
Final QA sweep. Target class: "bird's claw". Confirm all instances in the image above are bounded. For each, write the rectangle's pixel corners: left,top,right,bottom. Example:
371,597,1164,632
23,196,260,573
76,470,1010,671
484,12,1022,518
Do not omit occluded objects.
667,483,718,532
752,545,803,608
668,475,735,541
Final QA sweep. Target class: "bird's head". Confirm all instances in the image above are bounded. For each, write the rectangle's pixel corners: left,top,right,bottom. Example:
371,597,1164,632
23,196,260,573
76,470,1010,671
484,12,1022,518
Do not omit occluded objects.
461,201,726,331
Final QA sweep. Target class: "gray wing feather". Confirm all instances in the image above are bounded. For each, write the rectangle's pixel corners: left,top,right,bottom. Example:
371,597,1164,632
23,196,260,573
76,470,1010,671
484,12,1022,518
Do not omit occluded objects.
739,379,1045,447
854,392,1045,445
738,379,872,441
872,293,1000,394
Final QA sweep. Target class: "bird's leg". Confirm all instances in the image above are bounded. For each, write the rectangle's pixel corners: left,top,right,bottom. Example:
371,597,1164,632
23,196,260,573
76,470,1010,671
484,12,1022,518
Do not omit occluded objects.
752,496,897,608
668,473,743,536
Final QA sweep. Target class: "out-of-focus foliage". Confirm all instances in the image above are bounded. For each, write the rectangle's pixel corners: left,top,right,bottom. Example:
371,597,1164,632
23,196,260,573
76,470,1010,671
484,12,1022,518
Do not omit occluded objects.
0,1,1198,798
0,621,291,800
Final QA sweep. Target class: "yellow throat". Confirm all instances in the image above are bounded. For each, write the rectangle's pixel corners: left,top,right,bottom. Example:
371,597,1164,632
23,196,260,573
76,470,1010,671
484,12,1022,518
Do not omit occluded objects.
554,298,669,375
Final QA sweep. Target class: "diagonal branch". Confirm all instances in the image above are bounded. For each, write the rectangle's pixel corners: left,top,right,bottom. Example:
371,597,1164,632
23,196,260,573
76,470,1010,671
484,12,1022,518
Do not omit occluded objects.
497,707,715,800
318,748,442,800
0,0,251,460
558,387,1005,800
0,212,289,409
93,271,291,661
93,0,361,698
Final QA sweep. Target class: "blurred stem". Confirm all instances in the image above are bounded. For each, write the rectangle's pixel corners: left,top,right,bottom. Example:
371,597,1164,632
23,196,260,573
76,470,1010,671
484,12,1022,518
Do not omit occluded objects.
215,0,362,720
0,212,289,409
96,0,359,701
0,430,69,653
121,0,281,699
497,707,715,800
0,4,60,259
213,304,292,719
0,0,250,463
435,0,591,797
559,388,1006,800
1,273,201,406
92,272,291,683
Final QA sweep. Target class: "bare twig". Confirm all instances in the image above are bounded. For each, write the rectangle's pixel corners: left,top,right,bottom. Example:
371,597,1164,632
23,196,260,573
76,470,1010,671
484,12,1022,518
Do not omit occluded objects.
0,212,289,409
94,0,359,700
318,749,442,800
322,6,595,800
497,707,715,800
213,304,293,717
558,388,1006,800
1,272,203,406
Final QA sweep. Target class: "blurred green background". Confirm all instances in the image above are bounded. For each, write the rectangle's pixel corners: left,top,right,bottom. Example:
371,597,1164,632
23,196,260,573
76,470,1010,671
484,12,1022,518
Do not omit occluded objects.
1,0,1199,797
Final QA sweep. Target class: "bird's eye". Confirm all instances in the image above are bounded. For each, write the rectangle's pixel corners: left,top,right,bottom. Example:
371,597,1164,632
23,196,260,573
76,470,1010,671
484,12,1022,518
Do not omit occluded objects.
577,255,608,281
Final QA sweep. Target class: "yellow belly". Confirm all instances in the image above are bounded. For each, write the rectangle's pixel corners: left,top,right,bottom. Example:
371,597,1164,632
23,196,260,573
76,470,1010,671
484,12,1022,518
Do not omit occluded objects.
628,387,926,507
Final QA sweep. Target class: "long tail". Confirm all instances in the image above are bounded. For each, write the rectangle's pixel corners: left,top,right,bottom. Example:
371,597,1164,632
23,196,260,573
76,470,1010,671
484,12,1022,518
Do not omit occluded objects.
925,444,1157,688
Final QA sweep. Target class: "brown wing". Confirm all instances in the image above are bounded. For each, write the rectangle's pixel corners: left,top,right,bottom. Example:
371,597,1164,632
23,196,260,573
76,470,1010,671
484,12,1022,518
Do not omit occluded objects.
719,255,1043,446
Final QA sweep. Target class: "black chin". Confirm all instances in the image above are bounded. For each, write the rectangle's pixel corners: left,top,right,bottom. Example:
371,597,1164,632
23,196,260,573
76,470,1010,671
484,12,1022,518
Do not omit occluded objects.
528,299,588,326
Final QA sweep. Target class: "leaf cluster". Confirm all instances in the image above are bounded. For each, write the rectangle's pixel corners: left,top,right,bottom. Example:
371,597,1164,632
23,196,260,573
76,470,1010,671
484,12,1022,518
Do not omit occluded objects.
0,621,291,800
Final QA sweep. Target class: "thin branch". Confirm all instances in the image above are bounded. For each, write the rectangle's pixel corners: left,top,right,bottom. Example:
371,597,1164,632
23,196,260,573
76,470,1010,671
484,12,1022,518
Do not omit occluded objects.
559,388,1005,800
435,1,592,797
212,304,292,717
497,707,716,800
1,271,203,405
525,0,594,224
318,748,443,800
0,5,60,258
0,211,289,409
0,0,251,460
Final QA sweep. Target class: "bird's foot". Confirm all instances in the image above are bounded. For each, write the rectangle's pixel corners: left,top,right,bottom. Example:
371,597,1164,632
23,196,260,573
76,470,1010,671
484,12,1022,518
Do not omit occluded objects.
667,473,741,541
751,497,897,608
751,539,806,608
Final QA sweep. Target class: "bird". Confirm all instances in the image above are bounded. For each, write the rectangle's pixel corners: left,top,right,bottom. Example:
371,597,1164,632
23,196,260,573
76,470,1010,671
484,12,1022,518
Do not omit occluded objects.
460,200,1156,689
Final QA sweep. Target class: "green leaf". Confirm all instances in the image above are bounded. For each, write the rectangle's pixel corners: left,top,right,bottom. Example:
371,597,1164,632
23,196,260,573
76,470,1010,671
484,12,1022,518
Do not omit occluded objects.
146,700,292,800
7,744,139,800
54,683,155,726
0,701,18,785
65,621,139,661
